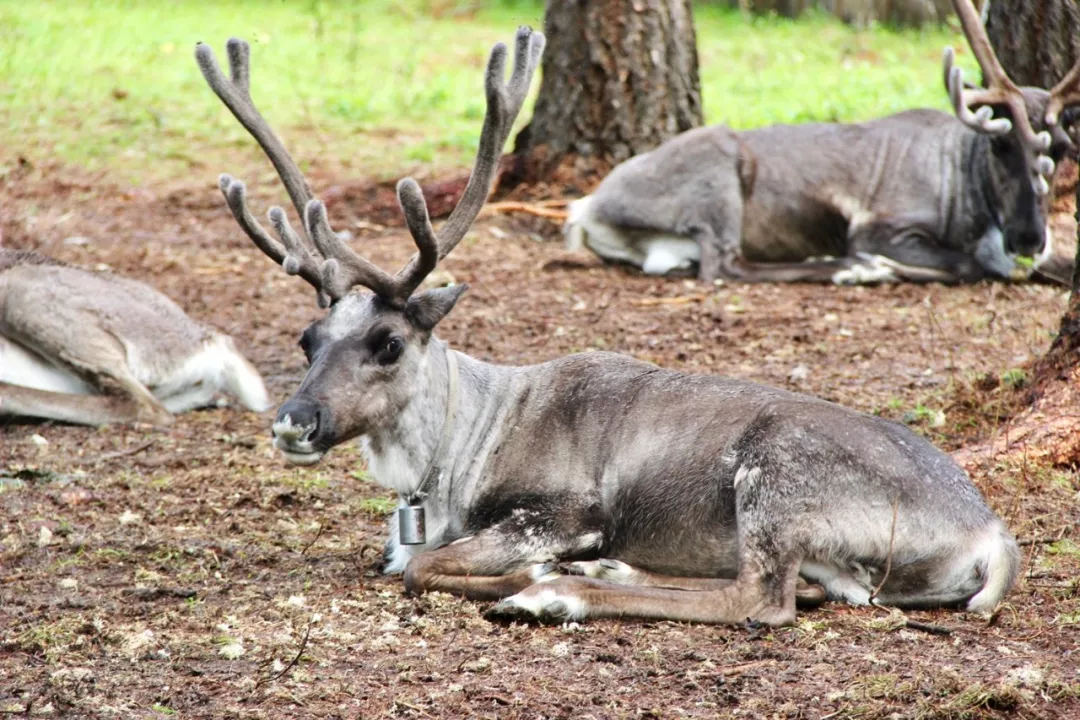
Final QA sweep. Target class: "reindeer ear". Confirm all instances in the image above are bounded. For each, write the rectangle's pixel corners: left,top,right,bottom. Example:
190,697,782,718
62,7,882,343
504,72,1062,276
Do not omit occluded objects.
406,283,469,331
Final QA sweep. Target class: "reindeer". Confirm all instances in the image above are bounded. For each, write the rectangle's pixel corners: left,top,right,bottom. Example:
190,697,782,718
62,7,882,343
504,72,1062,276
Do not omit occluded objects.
0,249,270,425
564,0,1080,285
197,28,1019,626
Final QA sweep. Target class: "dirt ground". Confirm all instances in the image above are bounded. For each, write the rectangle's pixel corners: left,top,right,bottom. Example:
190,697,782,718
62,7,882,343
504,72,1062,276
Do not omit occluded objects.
2,160,1079,719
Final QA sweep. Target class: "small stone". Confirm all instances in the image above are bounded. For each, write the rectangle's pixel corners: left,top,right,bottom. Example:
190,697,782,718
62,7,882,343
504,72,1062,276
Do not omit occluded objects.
38,526,53,547
119,510,141,526
218,642,245,660
789,364,811,384
59,578,78,591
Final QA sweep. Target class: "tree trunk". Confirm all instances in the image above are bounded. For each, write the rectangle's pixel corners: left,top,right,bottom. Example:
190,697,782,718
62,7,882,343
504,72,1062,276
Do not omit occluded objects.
1045,186,1080,362
985,0,1080,88
988,0,1080,377
514,0,703,176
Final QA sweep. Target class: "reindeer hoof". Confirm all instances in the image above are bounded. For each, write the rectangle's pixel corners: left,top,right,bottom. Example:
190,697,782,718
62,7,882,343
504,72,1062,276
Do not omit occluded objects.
562,558,639,584
485,582,586,624
795,580,828,608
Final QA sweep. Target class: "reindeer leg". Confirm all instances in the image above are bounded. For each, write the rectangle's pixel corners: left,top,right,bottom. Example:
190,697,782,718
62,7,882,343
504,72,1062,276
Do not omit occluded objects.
688,223,874,284
563,558,827,608
846,214,985,283
490,549,803,626
403,526,602,602
0,382,167,426
491,453,812,625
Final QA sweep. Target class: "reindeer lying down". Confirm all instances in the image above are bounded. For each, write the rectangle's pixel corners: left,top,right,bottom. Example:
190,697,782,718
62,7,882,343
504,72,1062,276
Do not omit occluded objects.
197,30,1020,625
566,0,1079,286
0,248,269,425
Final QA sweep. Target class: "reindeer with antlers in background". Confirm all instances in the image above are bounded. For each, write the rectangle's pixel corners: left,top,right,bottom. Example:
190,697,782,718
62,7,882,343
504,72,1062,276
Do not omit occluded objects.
565,0,1080,285
197,28,1019,626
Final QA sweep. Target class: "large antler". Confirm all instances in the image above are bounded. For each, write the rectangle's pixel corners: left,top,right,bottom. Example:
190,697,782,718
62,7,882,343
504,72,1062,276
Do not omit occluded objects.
944,0,1054,195
196,28,544,308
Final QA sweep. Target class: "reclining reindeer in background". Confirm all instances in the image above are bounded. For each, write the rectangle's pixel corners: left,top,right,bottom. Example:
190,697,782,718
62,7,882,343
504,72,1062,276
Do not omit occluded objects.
198,28,1019,626
0,249,270,425
565,0,1080,285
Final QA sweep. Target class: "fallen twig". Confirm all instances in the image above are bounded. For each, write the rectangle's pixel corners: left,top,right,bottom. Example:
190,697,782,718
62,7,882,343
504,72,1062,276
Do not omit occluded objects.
719,659,775,677
123,586,197,601
299,523,326,556
903,619,952,636
260,623,312,686
1018,537,1064,547
869,496,900,605
96,440,154,463
473,694,512,706
484,200,570,220
630,294,707,307
393,698,433,718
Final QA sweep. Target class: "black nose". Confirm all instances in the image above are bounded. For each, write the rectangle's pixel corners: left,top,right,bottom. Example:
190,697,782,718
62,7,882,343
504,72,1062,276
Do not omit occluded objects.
1005,228,1045,257
273,396,325,445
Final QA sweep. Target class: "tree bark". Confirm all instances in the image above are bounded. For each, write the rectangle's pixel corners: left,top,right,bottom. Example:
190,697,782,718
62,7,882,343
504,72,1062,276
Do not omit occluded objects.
514,0,703,174
1045,185,1080,361
985,0,1080,88
987,0,1080,376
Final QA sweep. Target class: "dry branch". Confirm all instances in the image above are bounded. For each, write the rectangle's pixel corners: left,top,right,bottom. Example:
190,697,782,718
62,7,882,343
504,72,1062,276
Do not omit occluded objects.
630,294,707,307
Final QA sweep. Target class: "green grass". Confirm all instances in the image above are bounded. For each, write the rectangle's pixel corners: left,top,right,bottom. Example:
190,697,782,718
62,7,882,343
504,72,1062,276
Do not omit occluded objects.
0,1,977,184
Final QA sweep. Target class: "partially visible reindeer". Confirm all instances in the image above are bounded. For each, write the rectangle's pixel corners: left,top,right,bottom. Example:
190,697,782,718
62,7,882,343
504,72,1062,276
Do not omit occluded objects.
198,28,1018,626
0,249,270,425
565,0,1080,285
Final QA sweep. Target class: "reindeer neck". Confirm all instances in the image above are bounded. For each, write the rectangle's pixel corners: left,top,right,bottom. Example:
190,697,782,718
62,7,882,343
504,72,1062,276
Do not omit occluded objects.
360,337,508,508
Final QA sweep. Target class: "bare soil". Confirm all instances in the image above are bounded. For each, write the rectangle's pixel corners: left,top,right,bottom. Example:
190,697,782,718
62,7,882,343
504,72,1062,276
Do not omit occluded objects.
2,160,1079,719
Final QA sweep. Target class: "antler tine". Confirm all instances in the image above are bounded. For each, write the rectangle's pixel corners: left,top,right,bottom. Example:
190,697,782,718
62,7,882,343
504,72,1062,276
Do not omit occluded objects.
196,40,316,236
1046,60,1080,126
947,0,1053,194
386,27,545,303
951,0,1016,96
944,55,1012,135
304,200,399,301
438,26,546,251
199,39,403,304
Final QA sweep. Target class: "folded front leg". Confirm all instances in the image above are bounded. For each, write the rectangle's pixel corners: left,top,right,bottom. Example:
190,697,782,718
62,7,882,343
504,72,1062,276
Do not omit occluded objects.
403,526,602,602
492,539,804,626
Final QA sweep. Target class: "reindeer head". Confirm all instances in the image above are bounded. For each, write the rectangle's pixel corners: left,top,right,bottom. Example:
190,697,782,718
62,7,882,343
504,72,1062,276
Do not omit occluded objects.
946,0,1080,258
196,29,544,464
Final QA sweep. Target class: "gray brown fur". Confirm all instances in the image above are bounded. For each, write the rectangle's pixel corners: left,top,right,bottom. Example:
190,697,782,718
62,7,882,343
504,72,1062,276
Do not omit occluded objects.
203,27,1019,626
0,249,270,425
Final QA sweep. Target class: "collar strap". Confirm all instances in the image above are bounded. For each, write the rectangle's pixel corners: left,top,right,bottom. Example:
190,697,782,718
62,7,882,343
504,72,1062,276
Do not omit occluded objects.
404,349,459,507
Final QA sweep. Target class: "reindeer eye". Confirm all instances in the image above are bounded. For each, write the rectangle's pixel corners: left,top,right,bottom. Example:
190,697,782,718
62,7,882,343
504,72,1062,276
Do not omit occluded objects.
378,337,404,365
298,330,314,362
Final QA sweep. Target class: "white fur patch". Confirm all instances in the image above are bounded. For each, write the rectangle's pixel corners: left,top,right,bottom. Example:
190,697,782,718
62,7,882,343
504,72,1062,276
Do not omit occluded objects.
733,465,761,491
831,256,900,285
530,564,561,583
562,195,698,274
799,560,872,605
1033,225,1056,270
640,238,700,275
0,337,94,395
